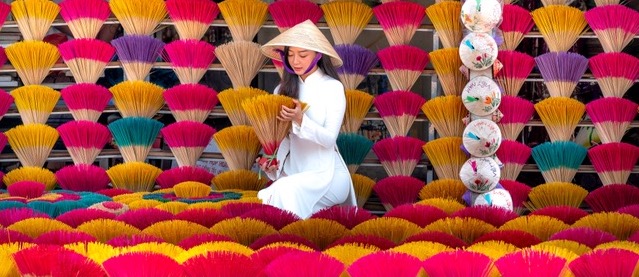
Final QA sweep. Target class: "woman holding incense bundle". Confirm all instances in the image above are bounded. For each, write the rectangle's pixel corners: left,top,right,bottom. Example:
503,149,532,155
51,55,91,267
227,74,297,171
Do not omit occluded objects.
256,20,356,219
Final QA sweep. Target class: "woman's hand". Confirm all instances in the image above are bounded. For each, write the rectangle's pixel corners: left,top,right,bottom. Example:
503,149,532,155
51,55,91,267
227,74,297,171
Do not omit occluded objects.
278,99,303,125
256,156,279,174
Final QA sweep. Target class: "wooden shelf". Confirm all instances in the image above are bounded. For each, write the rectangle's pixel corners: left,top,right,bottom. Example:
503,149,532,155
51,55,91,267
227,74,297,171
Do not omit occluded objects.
0,18,635,39
0,149,636,174
4,105,639,128
0,62,635,84
2,106,638,129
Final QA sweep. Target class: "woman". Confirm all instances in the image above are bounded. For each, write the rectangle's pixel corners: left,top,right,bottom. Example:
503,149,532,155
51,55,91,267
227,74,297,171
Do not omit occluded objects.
257,20,357,219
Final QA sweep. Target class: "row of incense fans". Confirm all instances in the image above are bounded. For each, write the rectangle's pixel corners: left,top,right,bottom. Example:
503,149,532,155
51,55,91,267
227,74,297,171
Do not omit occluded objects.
5,202,639,276
4,196,639,276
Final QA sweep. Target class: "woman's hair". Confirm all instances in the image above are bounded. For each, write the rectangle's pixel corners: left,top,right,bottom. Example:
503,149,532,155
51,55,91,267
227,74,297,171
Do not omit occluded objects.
277,46,340,99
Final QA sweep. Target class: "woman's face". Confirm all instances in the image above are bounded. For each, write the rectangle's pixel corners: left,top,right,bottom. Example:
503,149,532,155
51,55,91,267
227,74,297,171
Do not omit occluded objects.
287,47,318,77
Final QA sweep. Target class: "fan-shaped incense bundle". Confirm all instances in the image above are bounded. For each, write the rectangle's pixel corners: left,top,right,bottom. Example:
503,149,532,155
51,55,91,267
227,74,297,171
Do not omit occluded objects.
374,177,424,210
163,40,216,84
218,0,268,42
161,121,216,167
217,86,268,126
10,85,60,125
55,164,110,192
429,48,467,96
109,0,167,36
0,132,7,154
103,253,184,276
588,142,639,185
495,249,567,277
108,117,164,163
531,5,587,52
585,5,639,53
166,0,219,40
422,137,466,180
419,179,466,203
496,140,532,181
425,1,462,49
109,80,165,118
173,181,212,199
213,125,262,171
111,35,165,81
373,1,425,46
499,5,534,51
336,133,373,174
183,251,261,277
212,169,267,191
374,91,426,137
0,89,13,121
0,2,11,32
59,0,110,39
334,44,378,90
499,180,532,215
500,215,570,241
339,175,372,208
496,50,535,97
531,207,589,226
61,84,112,122
373,136,425,177
570,249,639,277
586,97,638,144
11,0,60,41
534,97,585,142
268,0,323,33
265,251,345,277
163,84,218,123
424,251,493,277
525,182,588,210
586,184,639,213
155,166,214,189
535,52,588,98
0,46,6,67
215,41,267,89
532,141,587,183
13,245,106,277
377,45,429,91
271,59,285,78
107,162,163,192
498,95,535,140
3,168,54,193
321,1,373,45
425,218,496,244
242,94,305,165
348,252,424,277
341,89,374,133
5,124,59,168
7,181,45,199
57,120,111,165
421,95,467,138
589,52,639,99
593,0,622,6
58,38,115,84
5,41,60,85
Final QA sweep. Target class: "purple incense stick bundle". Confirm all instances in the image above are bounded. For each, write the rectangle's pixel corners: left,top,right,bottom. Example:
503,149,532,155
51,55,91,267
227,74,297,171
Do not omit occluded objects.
111,35,165,81
335,44,378,90
534,52,588,98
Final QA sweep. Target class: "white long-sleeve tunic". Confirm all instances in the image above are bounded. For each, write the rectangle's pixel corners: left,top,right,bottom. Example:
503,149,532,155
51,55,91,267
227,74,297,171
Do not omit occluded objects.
257,69,357,219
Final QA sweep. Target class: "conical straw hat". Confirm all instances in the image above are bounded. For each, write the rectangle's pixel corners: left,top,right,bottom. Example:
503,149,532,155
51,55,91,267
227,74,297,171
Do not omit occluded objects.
261,20,343,67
